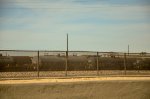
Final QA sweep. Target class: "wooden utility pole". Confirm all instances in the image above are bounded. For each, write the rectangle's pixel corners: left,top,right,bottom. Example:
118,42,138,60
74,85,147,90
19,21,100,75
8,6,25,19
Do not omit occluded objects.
124,53,126,75
96,52,99,76
65,34,68,76
128,45,129,56
37,50,39,77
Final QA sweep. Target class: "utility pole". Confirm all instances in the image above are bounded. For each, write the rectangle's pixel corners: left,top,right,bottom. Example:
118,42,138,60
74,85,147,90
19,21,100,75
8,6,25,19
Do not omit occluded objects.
65,34,68,76
124,53,126,75
67,34,68,52
128,45,129,56
37,50,39,77
96,52,99,76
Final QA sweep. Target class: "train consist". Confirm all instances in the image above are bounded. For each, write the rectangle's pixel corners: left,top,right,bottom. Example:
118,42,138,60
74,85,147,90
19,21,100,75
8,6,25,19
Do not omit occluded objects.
0,55,150,71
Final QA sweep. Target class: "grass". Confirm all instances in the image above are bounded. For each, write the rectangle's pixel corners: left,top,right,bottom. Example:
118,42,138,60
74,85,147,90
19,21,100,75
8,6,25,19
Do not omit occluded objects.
0,78,150,99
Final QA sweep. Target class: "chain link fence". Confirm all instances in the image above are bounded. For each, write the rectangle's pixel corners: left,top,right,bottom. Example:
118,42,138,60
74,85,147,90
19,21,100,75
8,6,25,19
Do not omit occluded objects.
0,50,150,78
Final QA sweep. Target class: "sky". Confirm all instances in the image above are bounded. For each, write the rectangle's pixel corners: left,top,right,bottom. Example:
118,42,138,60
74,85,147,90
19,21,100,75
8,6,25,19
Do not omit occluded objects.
0,0,150,52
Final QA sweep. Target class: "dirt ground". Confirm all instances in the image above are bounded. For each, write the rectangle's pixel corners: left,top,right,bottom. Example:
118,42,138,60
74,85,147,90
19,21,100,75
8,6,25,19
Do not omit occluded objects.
1,70,150,78
0,77,150,99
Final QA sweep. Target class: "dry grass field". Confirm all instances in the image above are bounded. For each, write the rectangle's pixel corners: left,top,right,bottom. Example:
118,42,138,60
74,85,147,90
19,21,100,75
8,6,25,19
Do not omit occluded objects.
0,77,150,99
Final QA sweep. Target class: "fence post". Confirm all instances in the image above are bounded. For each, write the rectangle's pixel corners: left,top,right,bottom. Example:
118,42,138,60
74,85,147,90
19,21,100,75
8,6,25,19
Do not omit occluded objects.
137,60,140,73
124,53,126,75
65,51,68,76
97,52,99,76
37,50,39,77
138,65,140,73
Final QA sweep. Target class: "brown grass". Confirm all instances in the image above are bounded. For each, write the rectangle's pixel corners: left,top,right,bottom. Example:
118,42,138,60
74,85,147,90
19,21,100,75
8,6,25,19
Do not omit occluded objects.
0,77,150,99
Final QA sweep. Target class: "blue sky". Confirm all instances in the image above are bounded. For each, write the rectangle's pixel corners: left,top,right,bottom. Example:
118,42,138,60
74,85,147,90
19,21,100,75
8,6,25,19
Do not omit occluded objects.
0,0,150,52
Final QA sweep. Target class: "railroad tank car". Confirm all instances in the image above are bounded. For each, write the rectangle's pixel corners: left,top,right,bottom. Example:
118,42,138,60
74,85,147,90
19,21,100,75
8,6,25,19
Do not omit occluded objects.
98,57,137,70
0,56,32,71
86,57,125,70
0,55,150,72
68,56,88,70
87,56,150,70
31,56,89,71
31,56,150,71
12,56,32,71
32,56,66,71
0,56,14,71
134,58,150,70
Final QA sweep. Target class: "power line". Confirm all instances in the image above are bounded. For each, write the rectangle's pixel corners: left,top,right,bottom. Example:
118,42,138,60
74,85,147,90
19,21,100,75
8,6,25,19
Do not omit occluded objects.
0,6,107,9
1,0,90,3
0,6,104,9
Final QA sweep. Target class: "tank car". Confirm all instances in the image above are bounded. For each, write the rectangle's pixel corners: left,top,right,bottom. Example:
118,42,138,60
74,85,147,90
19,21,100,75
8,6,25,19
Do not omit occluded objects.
0,56,14,71
12,56,32,71
31,55,89,71
32,56,66,71
0,56,32,71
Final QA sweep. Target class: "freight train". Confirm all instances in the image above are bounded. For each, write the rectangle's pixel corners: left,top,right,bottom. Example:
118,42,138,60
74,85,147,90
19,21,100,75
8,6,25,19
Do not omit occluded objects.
0,55,150,71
